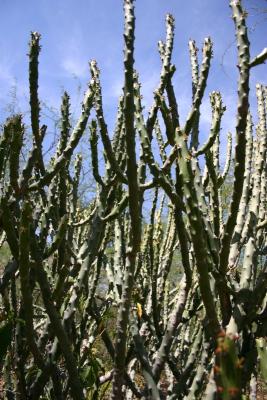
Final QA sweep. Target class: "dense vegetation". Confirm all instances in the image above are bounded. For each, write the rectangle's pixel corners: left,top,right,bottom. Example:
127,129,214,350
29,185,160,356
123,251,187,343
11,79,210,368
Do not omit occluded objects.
0,0,267,399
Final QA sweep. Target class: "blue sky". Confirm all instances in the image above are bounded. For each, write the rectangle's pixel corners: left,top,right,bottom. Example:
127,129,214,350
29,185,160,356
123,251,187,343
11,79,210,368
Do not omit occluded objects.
0,0,266,155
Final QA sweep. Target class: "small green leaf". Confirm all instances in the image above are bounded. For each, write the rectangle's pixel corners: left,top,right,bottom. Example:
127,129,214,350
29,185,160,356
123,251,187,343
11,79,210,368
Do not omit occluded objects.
80,356,102,390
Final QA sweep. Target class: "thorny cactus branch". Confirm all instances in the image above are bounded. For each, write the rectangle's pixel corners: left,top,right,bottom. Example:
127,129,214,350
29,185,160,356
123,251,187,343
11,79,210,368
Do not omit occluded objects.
19,200,46,370
184,37,213,140
249,47,267,68
29,80,95,190
90,60,128,184
111,0,142,397
219,0,251,276
29,32,45,175
146,13,175,140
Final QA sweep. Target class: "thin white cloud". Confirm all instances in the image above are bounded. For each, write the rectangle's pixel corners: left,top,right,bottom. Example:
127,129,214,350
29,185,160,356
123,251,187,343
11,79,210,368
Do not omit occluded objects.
0,62,14,90
60,25,89,79
61,57,88,79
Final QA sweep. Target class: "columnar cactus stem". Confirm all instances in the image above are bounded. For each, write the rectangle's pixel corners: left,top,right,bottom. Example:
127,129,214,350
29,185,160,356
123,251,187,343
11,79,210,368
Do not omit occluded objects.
19,200,45,370
112,1,142,397
228,114,253,269
135,80,184,210
29,32,45,175
1,197,19,259
57,91,71,157
219,0,251,276
175,130,221,337
90,60,127,184
0,119,12,180
31,254,85,400
184,37,213,137
89,119,105,186
146,14,175,140
152,275,189,382
189,39,199,149
9,115,24,194
131,317,161,399
189,40,199,99
219,132,232,185
148,188,162,337
155,120,167,162
29,81,95,190
205,149,220,238
56,92,71,275
239,85,267,289
195,91,225,157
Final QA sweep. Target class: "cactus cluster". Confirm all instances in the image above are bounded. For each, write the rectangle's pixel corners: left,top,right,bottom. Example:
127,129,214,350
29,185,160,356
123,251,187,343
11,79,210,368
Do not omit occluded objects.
0,0,267,399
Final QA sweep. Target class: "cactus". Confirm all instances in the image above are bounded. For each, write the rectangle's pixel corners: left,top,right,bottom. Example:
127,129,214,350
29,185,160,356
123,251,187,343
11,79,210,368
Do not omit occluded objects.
214,332,243,399
0,0,266,398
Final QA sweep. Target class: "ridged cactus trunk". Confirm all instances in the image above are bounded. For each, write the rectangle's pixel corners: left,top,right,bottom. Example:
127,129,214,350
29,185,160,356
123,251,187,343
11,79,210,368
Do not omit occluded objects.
111,1,142,399
0,0,267,399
